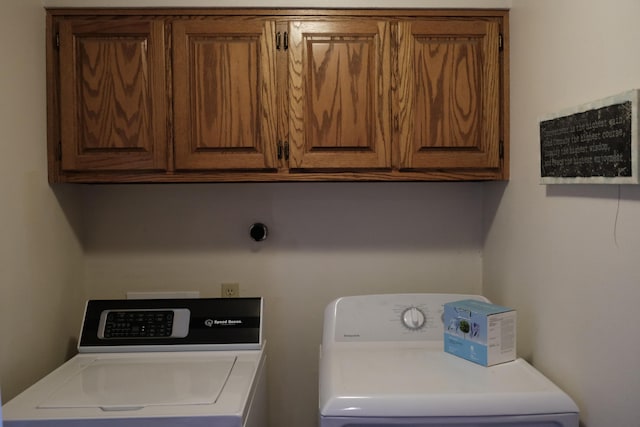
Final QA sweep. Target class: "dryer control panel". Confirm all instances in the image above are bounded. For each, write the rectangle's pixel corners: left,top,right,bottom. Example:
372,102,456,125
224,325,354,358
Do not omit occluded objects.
79,298,263,353
324,293,488,344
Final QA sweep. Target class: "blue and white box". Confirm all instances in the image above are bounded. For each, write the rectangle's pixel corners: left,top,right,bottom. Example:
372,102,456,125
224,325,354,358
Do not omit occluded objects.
443,299,516,366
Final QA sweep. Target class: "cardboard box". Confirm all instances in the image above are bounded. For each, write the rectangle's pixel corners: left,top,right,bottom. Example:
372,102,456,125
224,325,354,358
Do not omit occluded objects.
443,299,516,366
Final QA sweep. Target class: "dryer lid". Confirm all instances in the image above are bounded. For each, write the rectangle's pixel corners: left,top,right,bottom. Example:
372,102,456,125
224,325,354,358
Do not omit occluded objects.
38,355,236,410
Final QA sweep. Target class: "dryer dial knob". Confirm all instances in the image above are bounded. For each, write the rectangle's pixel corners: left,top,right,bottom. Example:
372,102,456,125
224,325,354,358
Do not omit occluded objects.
401,307,426,330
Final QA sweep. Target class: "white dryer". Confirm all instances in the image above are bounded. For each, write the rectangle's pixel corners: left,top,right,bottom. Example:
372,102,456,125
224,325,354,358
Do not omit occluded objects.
3,298,267,427
319,294,579,427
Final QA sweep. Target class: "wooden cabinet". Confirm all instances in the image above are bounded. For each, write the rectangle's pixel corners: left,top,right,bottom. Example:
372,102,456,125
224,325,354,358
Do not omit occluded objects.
172,17,392,173
47,9,508,182
396,19,501,171
172,18,278,171
287,19,392,171
57,18,168,172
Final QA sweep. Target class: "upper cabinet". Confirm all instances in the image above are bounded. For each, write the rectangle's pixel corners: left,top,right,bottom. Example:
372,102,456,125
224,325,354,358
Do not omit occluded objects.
396,19,501,171
172,18,278,171
46,9,509,183
287,19,392,171
57,18,168,172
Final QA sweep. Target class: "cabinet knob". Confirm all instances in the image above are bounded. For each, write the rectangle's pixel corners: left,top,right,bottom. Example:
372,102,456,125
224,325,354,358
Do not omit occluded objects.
249,223,268,242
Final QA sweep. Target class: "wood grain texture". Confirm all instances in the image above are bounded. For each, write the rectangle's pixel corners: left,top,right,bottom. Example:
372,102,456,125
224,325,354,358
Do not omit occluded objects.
56,168,505,183
47,9,508,19
79,38,151,149
59,18,167,171
415,32,481,149
46,12,60,182
48,10,508,183
276,20,290,171
193,37,258,150
397,19,500,170
173,18,278,170
288,19,392,170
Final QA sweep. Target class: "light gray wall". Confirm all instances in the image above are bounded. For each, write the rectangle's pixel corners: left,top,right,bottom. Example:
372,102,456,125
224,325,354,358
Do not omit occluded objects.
18,1,640,427
1,3,494,426
483,1,640,426
0,0,85,403
81,182,484,426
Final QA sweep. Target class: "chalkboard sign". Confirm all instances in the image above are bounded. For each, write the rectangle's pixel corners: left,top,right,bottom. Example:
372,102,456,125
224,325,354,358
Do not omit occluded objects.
539,89,639,184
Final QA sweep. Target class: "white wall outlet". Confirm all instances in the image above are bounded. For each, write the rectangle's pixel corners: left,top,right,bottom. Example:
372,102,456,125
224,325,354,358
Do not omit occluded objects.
221,283,239,298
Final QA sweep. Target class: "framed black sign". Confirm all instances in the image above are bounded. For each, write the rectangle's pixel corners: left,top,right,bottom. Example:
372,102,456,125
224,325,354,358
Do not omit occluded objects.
539,89,639,184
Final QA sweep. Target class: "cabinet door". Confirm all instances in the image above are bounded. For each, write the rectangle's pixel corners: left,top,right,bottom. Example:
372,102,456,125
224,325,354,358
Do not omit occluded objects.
397,19,501,170
59,19,167,171
173,19,278,171
288,20,392,170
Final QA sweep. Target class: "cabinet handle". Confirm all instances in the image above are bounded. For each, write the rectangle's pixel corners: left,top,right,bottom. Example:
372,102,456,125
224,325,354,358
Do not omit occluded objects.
283,32,288,50
277,141,283,160
276,32,281,50
284,141,290,161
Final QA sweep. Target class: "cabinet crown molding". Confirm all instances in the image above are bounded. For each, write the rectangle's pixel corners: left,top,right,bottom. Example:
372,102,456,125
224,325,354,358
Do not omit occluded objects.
44,0,512,9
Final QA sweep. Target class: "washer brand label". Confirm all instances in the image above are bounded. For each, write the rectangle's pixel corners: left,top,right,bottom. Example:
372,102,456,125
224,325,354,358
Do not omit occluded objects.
205,318,244,327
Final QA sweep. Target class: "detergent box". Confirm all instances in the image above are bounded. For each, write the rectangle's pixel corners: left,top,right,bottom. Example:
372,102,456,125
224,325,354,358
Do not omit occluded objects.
443,299,516,366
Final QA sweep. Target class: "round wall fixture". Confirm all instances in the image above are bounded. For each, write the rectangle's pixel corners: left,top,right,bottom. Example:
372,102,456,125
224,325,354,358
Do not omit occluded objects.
249,223,268,242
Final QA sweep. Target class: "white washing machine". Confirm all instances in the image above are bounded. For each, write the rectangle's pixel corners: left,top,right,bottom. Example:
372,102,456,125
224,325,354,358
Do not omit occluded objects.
3,297,267,427
319,294,579,427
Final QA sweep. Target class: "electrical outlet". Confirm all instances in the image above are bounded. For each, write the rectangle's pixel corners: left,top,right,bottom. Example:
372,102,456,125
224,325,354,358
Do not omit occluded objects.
221,283,239,298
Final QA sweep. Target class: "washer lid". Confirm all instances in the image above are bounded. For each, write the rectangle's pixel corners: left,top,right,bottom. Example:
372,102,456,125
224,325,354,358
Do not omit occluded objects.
319,346,579,418
38,355,236,410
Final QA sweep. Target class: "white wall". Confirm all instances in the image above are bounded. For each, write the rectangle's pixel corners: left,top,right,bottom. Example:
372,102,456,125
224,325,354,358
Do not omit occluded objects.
82,182,484,426
483,1,640,426
0,0,85,403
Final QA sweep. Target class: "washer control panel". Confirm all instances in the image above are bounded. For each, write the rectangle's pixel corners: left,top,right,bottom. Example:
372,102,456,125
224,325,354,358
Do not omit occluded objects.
98,309,190,339
327,294,488,343
79,298,263,352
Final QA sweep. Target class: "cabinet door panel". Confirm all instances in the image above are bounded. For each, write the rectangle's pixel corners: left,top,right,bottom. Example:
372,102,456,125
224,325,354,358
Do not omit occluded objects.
59,19,167,171
288,20,392,170
173,19,277,170
397,20,500,170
